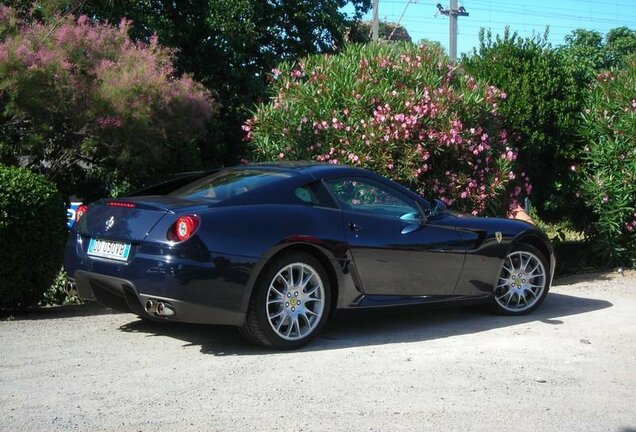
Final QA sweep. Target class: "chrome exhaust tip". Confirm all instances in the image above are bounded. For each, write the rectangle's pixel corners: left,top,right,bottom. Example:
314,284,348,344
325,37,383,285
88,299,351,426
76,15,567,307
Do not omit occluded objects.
145,300,156,314
156,302,175,317
65,281,77,296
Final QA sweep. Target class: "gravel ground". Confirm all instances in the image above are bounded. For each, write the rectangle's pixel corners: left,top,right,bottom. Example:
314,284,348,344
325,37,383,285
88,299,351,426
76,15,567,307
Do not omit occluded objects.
1,272,635,432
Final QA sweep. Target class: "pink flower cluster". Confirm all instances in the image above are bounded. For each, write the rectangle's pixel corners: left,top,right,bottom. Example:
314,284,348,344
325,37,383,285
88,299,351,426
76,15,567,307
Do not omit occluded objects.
596,71,614,82
625,212,636,233
96,116,123,128
242,120,253,141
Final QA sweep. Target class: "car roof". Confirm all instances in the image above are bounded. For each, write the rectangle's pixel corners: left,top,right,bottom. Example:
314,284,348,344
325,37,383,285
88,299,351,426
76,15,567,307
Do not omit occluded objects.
231,162,370,179
225,162,430,208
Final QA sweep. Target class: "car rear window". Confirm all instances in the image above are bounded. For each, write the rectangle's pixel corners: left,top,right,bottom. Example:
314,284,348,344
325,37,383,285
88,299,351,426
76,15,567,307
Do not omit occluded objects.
168,169,291,203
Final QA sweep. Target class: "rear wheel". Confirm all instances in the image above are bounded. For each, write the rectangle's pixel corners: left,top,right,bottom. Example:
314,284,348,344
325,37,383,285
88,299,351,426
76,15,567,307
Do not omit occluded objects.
241,252,331,349
491,244,550,315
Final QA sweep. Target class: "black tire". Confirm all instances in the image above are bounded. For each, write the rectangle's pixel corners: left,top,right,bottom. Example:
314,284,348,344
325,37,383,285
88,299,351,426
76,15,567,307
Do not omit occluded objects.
240,252,332,350
491,243,550,316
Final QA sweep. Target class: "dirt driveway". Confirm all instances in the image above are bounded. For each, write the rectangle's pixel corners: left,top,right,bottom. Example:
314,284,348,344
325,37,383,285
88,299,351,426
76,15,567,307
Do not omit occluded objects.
1,272,635,432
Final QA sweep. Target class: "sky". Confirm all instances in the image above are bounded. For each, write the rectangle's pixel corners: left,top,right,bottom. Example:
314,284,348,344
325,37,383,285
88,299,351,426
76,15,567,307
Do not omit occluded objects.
346,0,636,55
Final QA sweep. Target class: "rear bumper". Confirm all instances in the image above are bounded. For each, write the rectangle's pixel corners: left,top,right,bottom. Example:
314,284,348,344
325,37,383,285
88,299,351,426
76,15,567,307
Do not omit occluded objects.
65,230,262,326
72,270,245,326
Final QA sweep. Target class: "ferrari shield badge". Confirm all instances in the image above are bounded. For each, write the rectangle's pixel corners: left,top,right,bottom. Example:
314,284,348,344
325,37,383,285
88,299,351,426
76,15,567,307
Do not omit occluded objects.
495,231,502,244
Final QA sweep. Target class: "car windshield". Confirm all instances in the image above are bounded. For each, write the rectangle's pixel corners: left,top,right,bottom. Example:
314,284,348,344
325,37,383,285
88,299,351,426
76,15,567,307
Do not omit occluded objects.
168,169,291,202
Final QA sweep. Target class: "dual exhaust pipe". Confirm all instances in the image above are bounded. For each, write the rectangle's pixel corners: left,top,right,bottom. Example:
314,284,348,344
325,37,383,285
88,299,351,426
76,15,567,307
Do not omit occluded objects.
145,300,175,317
67,279,174,317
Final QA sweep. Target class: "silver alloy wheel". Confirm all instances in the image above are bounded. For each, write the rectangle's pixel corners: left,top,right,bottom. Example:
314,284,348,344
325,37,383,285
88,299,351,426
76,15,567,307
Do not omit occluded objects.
495,251,547,312
266,262,325,341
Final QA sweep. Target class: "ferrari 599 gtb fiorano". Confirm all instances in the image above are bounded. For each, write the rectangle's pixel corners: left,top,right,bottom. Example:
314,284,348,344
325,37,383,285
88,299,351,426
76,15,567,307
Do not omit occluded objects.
65,163,555,349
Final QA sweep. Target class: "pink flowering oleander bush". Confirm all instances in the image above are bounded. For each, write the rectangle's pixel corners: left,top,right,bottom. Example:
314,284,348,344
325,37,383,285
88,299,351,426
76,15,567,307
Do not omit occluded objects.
246,43,530,216
578,54,636,267
0,6,214,199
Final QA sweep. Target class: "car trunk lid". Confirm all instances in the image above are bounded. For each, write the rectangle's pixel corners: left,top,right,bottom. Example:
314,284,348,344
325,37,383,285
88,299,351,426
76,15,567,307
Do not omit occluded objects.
79,196,204,242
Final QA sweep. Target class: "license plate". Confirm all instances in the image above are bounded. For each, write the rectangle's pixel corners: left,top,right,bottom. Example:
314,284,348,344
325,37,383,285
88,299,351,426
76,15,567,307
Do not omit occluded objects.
87,238,131,261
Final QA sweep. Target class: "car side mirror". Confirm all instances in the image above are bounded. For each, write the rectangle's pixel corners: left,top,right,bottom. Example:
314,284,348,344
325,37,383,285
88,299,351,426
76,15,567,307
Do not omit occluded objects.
400,211,426,234
400,212,425,225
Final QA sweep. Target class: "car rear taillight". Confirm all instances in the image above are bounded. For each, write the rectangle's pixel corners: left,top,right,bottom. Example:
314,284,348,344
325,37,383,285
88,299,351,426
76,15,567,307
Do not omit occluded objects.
168,215,200,242
75,205,88,222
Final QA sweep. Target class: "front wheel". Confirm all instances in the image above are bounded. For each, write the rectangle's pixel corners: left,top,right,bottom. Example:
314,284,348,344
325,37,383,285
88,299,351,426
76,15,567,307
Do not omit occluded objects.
240,252,331,349
491,244,550,315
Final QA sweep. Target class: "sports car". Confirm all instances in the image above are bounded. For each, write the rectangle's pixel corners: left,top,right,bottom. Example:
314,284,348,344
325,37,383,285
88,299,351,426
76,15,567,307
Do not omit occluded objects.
65,163,555,349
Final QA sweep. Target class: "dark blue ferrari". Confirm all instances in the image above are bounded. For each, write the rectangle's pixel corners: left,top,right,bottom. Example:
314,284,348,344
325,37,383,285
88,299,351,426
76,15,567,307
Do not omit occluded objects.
65,163,555,349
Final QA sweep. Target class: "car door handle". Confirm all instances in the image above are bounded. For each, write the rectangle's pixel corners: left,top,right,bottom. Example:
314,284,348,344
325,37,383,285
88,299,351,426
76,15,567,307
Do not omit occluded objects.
348,222,362,232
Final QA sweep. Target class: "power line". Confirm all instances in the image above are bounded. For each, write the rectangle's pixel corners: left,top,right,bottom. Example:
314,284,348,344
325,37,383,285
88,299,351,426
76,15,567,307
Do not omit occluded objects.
387,16,575,40
574,0,635,6
388,0,415,40
389,14,623,31
468,3,635,16
392,17,628,36
467,4,636,24
379,0,636,21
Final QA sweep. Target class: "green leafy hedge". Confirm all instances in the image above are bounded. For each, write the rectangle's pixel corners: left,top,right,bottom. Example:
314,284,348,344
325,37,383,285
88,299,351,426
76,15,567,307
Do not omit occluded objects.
0,165,67,308
462,29,586,223
577,55,636,267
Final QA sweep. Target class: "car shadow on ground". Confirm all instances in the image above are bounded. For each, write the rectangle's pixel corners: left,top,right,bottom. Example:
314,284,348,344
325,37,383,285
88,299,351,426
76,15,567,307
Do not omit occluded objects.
117,292,612,356
1,302,124,321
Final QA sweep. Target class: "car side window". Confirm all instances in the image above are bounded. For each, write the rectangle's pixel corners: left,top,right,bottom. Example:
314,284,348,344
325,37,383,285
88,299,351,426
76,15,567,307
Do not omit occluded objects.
294,181,339,208
325,177,418,218
295,185,319,204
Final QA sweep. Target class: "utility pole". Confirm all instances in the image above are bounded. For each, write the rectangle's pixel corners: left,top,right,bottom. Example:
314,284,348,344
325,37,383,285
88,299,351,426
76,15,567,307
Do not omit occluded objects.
436,1,469,62
372,0,379,41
